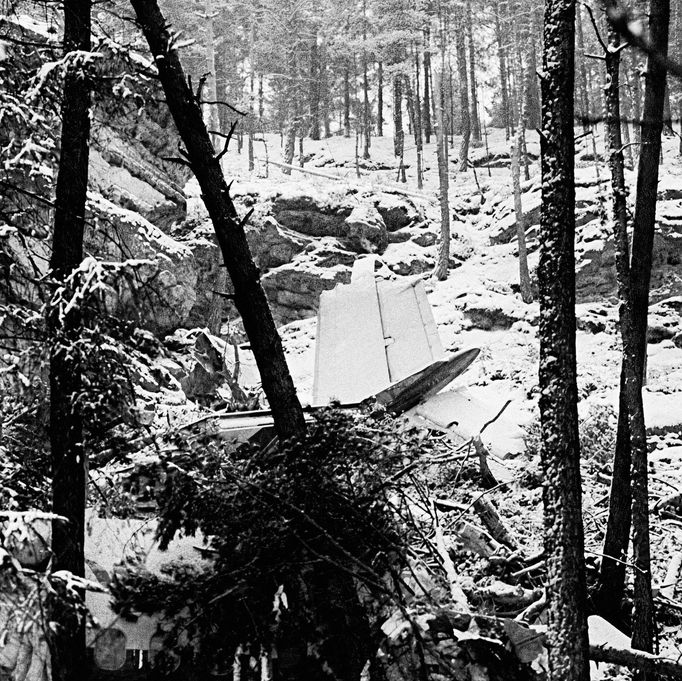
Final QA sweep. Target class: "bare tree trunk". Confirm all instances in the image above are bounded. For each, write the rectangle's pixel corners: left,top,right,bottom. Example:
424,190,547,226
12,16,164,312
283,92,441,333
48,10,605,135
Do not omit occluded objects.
309,24,321,140
131,0,306,442
343,61,351,138
525,7,541,129
414,49,424,189
629,50,643,144
513,6,531,181
628,0,669,656
596,2,647,637
455,9,470,172
404,73,417,148
377,60,384,136
599,0,669,659
494,0,511,139
511,128,533,303
539,0,590,676
423,27,432,143
283,117,297,172
678,0,682,155
575,4,591,133
49,0,91,678
620,63,634,169
466,0,481,143
393,75,404,157
433,63,450,281
320,47,331,138
203,0,220,147
362,0,370,159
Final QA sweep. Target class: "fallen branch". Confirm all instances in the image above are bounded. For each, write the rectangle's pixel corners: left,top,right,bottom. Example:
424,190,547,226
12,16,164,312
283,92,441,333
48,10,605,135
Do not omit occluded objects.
589,644,682,678
474,436,498,488
654,491,682,513
431,500,471,612
473,495,518,549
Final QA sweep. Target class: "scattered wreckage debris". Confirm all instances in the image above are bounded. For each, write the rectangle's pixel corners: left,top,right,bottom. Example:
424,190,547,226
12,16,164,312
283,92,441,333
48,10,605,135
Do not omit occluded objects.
186,256,485,446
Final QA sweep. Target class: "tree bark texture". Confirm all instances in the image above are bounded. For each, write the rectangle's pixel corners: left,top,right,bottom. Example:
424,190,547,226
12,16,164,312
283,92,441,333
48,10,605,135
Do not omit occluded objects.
455,11,470,172
596,8,646,634
538,0,591,676
393,75,404,157
466,0,481,142
309,27,321,140
131,0,306,442
377,60,384,136
414,50,424,189
423,28,432,144
511,128,533,303
433,67,450,281
343,61,351,138
575,5,591,133
49,0,91,679
628,0,669,655
494,0,511,139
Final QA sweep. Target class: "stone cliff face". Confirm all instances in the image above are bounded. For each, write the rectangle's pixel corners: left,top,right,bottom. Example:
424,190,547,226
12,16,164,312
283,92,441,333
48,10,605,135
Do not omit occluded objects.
7,16,680,341
483,173,682,305
180,181,449,328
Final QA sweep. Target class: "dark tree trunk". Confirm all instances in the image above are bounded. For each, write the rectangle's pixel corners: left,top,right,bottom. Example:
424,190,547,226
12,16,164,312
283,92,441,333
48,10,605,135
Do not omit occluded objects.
423,28,432,144
466,0,481,142
511,126,532,303
284,117,297,171
678,0,682,155
131,0,306,442
494,0,511,139
320,47,331,138
309,27,321,140
434,66,450,280
599,0,669,657
525,7,541,129
596,5,644,636
403,73,417,145
575,4,591,132
620,65,634,169
455,10,470,172
343,61,351,138
629,50,643,144
377,60,384,136
628,0,669,654
49,0,91,678
362,0,370,158
414,51,424,189
538,0,590,676
393,74,404,157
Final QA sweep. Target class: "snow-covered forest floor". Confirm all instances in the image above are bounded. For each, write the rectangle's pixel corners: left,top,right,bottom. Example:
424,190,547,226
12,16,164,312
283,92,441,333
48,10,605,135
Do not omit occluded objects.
117,125,682,670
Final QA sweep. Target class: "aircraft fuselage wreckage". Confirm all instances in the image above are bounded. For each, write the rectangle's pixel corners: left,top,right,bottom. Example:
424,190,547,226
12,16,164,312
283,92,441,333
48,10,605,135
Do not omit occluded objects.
212,257,481,444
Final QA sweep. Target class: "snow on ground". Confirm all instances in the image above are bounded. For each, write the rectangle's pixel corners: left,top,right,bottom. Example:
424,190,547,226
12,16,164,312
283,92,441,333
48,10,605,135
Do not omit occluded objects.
212,128,682,440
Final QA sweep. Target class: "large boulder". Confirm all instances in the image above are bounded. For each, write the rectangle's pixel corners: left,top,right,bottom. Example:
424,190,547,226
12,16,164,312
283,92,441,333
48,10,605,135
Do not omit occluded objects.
458,290,538,330
261,241,354,325
375,193,421,232
85,194,200,334
574,217,682,303
270,188,353,237
344,204,389,253
245,216,310,270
